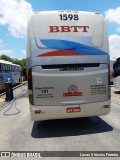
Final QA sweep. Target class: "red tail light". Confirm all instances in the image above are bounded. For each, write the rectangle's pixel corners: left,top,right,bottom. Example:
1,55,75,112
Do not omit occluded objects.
108,64,111,99
28,68,32,90
108,65,110,85
28,68,33,104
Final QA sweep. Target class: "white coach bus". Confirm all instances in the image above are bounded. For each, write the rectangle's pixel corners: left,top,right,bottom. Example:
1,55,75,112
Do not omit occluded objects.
113,57,120,90
27,11,111,121
0,60,21,90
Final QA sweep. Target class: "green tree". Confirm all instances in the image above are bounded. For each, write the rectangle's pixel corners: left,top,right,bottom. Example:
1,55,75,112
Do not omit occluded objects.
0,54,14,62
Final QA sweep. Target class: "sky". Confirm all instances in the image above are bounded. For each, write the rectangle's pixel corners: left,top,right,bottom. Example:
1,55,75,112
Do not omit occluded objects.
0,0,120,60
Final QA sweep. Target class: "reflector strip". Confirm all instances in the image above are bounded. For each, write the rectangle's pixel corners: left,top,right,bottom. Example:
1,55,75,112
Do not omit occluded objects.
35,110,41,114
104,105,109,108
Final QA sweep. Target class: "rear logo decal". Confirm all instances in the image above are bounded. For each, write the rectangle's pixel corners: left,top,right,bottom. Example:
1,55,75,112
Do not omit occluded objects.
63,85,83,97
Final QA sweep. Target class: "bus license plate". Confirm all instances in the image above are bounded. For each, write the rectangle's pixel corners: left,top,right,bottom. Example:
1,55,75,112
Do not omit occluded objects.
66,107,81,113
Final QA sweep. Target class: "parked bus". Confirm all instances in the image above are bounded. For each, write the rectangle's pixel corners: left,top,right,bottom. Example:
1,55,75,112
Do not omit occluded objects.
0,60,21,90
27,11,111,121
110,59,115,84
113,57,120,90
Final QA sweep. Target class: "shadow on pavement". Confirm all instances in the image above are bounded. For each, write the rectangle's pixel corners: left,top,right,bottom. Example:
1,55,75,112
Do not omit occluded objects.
31,116,113,138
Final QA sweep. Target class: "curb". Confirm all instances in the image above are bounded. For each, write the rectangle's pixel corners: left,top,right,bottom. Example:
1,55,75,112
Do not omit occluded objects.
0,81,27,109
0,100,12,110
0,81,27,97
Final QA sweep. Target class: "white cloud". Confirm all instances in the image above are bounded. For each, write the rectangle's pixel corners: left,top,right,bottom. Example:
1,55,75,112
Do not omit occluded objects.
0,39,3,43
105,7,120,24
0,0,33,38
109,34,120,59
105,7,120,59
0,49,13,55
0,39,3,47
105,7,120,31
21,50,26,55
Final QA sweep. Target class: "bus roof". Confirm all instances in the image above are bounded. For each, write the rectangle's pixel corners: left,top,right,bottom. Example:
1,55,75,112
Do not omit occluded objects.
0,60,13,64
0,60,21,67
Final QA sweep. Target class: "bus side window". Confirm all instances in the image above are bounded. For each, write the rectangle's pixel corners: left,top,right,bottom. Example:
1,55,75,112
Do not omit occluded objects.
0,75,3,84
3,64,4,71
0,75,2,79
10,65,12,71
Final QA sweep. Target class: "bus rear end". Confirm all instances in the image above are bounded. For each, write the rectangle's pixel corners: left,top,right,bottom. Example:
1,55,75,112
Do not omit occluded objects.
27,11,111,121
113,57,120,90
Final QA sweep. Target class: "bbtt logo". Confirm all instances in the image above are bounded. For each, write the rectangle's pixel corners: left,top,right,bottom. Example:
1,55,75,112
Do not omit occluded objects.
49,26,89,33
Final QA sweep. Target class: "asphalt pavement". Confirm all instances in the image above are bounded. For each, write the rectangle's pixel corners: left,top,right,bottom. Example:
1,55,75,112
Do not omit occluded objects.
0,84,120,160
0,82,27,108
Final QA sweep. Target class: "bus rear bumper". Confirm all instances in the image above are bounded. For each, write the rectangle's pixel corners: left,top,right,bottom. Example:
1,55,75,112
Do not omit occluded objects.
30,100,111,121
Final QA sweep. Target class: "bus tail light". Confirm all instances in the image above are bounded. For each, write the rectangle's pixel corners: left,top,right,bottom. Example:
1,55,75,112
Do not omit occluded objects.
28,68,33,104
108,65,110,85
28,68,32,90
108,64,111,100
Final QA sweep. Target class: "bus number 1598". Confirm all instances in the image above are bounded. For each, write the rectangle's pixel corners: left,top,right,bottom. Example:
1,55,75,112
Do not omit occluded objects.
59,14,79,21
